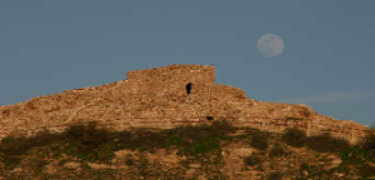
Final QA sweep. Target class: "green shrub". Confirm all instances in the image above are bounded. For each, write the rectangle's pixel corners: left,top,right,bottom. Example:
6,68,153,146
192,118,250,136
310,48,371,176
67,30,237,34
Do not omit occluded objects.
172,120,233,156
125,155,135,166
361,132,375,151
243,154,262,167
358,163,375,178
360,132,375,162
60,122,118,161
248,130,268,150
267,171,283,180
0,136,31,168
340,147,366,166
0,129,59,169
64,122,116,145
298,163,337,179
121,120,233,156
269,143,288,158
282,128,351,153
210,119,235,135
32,129,62,146
0,119,234,168
306,133,350,153
282,128,307,147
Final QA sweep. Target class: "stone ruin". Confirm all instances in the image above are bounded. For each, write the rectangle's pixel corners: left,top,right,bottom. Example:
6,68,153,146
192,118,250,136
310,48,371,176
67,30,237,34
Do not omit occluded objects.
0,64,373,144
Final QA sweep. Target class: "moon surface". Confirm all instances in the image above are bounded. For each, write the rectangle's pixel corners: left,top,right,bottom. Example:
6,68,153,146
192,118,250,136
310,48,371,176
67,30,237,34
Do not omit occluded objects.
257,34,284,58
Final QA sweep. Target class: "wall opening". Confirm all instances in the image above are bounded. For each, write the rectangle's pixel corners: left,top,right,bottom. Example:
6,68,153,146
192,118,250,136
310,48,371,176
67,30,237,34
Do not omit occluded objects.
186,82,193,95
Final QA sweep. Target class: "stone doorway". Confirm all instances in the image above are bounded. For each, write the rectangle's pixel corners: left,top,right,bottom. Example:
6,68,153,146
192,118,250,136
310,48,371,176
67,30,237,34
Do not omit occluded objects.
186,82,193,95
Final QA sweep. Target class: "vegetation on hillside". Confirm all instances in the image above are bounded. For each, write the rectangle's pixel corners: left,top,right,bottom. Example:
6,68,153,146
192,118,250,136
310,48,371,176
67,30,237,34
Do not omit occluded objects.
0,120,374,179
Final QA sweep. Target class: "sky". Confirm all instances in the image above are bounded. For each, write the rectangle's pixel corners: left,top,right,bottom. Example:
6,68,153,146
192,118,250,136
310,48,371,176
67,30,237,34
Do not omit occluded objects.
0,0,374,126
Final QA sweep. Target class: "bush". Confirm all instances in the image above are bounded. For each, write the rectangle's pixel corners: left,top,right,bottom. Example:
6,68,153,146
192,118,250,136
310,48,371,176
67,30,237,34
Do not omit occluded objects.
243,154,262,167
61,122,118,161
0,120,234,168
269,143,288,158
361,133,375,151
210,119,235,135
267,171,283,180
306,133,350,153
358,163,375,178
248,130,268,150
0,129,60,169
282,128,351,153
0,136,32,168
298,162,338,179
124,155,135,166
282,128,307,147
118,119,233,157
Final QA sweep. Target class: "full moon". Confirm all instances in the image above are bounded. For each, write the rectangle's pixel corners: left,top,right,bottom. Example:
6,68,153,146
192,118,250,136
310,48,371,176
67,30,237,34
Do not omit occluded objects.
257,33,284,58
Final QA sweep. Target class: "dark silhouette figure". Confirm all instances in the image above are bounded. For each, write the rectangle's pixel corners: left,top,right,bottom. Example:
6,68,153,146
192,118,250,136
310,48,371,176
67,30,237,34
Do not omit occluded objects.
186,82,193,95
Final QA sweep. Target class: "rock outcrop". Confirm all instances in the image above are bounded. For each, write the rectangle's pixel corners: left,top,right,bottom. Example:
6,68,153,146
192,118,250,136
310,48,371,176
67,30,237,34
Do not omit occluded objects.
0,64,372,143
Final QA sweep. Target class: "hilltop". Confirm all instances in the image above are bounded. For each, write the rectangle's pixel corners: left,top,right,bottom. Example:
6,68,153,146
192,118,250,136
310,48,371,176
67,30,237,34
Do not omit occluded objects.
0,64,371,142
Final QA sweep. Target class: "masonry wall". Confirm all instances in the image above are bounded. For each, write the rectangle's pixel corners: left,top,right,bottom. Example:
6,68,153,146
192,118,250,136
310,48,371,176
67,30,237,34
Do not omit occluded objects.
126,64,215,97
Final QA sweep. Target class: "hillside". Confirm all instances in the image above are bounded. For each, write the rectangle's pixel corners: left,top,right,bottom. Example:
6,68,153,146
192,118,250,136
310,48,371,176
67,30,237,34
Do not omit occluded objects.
0,120,374,179
0,64,374,179
0,64,372,143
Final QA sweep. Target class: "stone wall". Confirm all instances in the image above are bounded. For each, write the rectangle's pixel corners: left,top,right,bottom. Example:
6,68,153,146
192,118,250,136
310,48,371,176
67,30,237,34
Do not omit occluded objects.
126,64,215,96
0,64,373,144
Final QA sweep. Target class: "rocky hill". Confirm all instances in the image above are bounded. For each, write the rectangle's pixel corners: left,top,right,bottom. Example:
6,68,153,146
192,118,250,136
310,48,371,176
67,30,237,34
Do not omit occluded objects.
0,64,372,143
0,64,374,179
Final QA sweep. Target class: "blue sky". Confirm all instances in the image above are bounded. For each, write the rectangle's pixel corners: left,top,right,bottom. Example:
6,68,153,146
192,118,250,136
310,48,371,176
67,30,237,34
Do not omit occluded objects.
0,0,374,126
